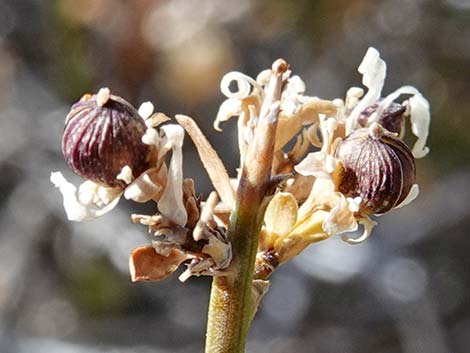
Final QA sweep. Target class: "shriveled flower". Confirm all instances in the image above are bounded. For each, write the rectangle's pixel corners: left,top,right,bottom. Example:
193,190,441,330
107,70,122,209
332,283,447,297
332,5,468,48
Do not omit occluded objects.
51,88,187,224
249,47,431,277
215,65,337,172
52,88,232,282
289,47,429,245
130,191,232,282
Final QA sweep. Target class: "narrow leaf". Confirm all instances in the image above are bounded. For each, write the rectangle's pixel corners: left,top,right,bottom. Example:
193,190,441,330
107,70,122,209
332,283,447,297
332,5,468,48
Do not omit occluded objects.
175,115,235,208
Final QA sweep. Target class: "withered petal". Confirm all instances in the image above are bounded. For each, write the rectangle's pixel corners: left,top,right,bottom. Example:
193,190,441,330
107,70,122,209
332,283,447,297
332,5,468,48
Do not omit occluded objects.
129,246,190,282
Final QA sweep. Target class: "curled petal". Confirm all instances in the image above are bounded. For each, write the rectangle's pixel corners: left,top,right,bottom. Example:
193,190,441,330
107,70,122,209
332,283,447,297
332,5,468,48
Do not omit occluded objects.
347,47,386,134
221,71,263,99
369,85,430,158
341,215,377,245
50,172,122,221
214,98,242,131
345,87,364,110
370,85,419,120
158,125,187,226
409,94,430,158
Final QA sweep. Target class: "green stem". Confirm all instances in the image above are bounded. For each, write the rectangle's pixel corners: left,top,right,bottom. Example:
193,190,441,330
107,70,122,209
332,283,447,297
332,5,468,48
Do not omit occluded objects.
204,59,288,353
205,186,265,352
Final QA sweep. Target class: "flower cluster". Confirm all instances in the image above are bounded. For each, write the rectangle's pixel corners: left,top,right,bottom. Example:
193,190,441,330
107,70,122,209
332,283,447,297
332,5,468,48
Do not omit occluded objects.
213,48,430,276
51,47,430,284
51,88,231,282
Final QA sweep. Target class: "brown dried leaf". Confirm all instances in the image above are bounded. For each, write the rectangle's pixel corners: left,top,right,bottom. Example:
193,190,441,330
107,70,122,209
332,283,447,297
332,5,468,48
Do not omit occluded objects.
175,115,235,208
129,246,190,282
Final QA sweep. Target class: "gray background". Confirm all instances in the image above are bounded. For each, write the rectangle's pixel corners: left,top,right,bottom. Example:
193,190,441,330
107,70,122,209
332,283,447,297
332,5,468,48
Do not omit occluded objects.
0,0,469,352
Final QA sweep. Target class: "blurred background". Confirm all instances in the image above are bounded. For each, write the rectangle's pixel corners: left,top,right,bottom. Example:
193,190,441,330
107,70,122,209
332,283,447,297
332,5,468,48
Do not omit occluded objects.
1,0,469,352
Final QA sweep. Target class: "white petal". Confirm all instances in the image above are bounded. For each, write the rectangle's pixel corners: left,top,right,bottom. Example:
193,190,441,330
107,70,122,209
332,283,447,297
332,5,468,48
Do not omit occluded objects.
409,94,430,158
372,85,419,120
77,180,98,205
341,216,376,245
325,155,337,174
345,87,364,110
214,98,242,131
220,71,261,99
50,172,121,221
158,125,187,226
96,87,110,107
138,101,154,120
286,75,306,94
281,98,298,117
96,185,121,205
142,127,160,146
124,173,155,202
124,166,166,203
394,184,420,209
116,165,133,185
347,47,386,134
256,69,271,86
347,196,362,213
370,86,430,158
319,114,336,153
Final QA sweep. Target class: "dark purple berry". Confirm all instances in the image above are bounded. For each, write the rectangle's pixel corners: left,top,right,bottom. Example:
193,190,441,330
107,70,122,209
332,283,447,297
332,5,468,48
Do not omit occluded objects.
62,89,152,187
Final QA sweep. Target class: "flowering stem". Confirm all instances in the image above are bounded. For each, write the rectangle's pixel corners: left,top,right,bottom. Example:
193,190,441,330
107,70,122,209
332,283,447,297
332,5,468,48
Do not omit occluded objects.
205,59,288,353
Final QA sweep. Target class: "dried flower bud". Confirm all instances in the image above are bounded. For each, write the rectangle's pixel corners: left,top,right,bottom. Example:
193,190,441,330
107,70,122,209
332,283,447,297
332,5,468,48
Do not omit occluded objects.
358,101,406,134
334,123,415,214
62,88,152,187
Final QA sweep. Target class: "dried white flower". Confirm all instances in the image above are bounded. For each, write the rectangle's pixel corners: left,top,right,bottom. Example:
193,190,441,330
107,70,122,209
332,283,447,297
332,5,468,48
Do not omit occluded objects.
50,172,122,221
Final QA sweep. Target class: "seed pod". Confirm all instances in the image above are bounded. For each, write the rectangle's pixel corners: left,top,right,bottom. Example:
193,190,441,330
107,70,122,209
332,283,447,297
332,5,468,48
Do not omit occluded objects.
334,123,415,214
358,101,406,134
62,88,152,187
